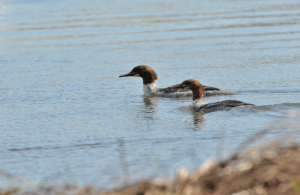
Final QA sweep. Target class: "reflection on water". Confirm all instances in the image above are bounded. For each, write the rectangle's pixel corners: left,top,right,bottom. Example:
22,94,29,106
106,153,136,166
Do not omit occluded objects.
1,0,300,189
193,113,205,128
139,96,158,121
143,96,158,108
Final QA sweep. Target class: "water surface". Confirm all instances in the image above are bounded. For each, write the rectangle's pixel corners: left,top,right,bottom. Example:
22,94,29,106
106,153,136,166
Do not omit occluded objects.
1,0,300,189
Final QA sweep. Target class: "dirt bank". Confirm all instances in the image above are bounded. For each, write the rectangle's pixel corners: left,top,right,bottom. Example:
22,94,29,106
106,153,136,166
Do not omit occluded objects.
2,144,300,195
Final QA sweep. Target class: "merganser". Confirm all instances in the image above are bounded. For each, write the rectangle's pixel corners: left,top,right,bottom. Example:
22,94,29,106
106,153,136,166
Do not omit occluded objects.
169,79,254,113
119,65,235,98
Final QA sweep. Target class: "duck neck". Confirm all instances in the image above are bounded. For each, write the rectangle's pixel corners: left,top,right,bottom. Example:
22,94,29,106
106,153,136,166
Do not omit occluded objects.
141,72,156,85
143,82,158,96
192,88,205,108
141,71,158,96
192,99,205,108
191,87,204,101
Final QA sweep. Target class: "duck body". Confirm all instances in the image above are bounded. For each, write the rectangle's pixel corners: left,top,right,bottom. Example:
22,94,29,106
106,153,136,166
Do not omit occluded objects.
192,99,254,113
159,86,235,97
120,65,235,98
169,79,254,113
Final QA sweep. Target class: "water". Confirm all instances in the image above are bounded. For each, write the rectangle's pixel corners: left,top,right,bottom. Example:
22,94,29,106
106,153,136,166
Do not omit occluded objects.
1,0,300,189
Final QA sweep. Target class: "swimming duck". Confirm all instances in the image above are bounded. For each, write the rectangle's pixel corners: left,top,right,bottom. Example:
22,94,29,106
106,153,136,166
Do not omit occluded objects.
119,65,235,98
169,79,254,113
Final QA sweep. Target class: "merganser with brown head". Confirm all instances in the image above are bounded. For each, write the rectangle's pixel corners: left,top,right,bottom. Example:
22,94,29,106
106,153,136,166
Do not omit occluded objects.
119,65,159,96
119,65,235,98
169,79,254,113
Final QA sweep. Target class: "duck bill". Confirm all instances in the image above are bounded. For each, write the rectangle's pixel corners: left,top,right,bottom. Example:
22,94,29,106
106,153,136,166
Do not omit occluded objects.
169,84,183,89
119,72,133,78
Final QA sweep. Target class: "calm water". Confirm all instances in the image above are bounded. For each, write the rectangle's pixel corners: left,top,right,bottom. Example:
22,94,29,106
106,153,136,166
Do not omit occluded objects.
1,0,300,189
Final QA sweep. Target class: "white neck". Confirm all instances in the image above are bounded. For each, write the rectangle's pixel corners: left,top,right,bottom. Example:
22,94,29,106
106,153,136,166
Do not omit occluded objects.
143,83,158,96
192,99,205,108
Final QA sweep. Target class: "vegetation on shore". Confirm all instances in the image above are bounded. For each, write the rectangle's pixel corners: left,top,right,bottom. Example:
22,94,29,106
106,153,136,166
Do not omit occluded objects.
1,143,300,195
1,111,300,195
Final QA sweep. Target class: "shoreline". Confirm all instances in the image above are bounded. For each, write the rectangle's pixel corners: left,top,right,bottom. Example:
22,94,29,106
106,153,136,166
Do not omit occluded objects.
2,143,300,195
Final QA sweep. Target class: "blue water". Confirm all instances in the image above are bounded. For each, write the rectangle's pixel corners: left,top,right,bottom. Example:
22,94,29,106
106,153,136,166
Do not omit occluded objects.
1,0,300,189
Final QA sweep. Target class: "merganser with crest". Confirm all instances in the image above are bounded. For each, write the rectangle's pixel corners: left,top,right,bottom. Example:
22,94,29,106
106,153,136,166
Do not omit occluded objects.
119,65,235,98
169,79,254,113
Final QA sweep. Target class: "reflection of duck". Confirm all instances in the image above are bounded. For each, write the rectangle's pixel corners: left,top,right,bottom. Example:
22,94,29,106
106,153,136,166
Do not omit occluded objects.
169,79,254,113
193,113,205,125
143,96,158,107
119,65,235,98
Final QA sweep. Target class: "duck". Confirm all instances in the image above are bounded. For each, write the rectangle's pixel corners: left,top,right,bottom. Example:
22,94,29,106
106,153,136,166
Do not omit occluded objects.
169,79,254,113
119,65,235,98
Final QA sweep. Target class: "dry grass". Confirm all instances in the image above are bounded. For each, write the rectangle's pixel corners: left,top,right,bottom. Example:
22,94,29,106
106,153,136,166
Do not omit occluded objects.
2,111,300,195
2,144,300,195
97,144,300,195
